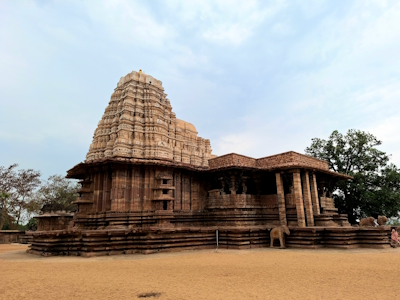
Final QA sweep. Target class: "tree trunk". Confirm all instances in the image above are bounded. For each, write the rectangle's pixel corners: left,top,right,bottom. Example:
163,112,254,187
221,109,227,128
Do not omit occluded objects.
346,195,356,224
0,203,7,230
16,207,21,226
16,197,25,226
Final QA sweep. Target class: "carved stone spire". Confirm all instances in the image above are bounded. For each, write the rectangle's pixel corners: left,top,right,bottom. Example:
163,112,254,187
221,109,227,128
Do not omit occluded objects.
85,70,213,167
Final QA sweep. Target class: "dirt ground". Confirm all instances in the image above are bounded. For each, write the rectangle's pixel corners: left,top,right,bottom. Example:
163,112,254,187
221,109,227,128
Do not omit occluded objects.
1,244,400,299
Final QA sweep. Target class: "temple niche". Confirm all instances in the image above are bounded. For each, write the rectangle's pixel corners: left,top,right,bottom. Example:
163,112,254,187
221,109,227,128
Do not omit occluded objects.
27,70,391,257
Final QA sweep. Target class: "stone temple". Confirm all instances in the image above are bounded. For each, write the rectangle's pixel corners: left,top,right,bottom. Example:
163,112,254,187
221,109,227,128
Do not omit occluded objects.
28,70,390,256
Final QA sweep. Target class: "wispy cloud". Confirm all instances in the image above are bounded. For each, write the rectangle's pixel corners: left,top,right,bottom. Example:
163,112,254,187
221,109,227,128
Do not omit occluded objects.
1,0,400,177
165,0,287,46
84,0,176,46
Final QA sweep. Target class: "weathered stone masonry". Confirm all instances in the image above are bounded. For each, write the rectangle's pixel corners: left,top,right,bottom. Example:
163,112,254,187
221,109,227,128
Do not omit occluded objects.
27,70,390,256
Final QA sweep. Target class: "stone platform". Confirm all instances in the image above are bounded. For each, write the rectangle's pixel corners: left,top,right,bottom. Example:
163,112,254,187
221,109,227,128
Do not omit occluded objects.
0,230,32,244
26,226,391,256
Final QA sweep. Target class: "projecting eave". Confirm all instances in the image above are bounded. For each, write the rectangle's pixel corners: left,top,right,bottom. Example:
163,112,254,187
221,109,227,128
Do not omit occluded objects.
321,169,353,180
206,164,352,180
66,157,211,179
66,162,87,179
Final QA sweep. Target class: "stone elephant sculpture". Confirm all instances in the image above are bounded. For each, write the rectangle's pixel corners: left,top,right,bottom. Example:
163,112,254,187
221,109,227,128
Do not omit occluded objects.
359,215,388,227
270,226,290,248
377,215,388,226
359,217,375,227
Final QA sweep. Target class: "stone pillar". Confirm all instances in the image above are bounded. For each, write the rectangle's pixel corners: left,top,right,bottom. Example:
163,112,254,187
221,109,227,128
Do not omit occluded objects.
110,170,118,211
241,176,248,194
93,172,104,212
118,170,127,211
110,172,115,210
301,170,314,226
116,170,125,211
318,181,325,197
218,177,226,195
191,176,199,211
92,173,100,212
310,172,320,215
124,169,131,211
182,174,190,211
292,169,306,227
142,168,152,211
229,174,236,195
254,180,261,195
275,172,287,226
102,171,112,212
174,171,182,211
130,168,140,211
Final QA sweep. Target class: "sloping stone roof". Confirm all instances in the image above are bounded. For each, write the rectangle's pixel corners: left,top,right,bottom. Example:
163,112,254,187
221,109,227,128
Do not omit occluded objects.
208,152,352,179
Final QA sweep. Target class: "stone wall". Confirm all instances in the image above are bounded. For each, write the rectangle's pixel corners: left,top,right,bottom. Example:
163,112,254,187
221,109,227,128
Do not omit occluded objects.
75,165,206,215
36,214,74,231
0,230,26,244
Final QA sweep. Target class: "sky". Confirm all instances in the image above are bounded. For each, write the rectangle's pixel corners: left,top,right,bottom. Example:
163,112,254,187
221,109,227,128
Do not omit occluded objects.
1,0,400,180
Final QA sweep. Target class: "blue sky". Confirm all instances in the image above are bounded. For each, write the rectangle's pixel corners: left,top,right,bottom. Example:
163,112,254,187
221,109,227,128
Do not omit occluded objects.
1,0,400,179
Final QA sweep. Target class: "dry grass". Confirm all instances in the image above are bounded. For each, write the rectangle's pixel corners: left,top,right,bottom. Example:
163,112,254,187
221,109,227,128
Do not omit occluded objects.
1,244,400,299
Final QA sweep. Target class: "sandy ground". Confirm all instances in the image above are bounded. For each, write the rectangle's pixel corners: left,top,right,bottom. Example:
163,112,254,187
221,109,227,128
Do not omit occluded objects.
2,244,400,300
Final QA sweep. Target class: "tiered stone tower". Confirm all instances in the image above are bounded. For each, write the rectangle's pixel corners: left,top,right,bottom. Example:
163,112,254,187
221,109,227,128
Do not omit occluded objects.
86,70,212,167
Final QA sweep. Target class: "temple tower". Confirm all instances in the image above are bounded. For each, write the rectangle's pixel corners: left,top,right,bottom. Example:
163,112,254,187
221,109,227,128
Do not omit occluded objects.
86,70,212,167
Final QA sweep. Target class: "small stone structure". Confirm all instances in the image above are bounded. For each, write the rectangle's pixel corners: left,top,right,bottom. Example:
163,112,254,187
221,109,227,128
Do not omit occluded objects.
35,211,74,231
0,230,31,244
27,70,391,256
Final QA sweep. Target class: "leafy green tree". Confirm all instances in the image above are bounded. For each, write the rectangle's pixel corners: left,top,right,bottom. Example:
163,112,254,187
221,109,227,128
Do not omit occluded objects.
0,164,18,230
34,175,79,213
0,164,42,228
26,217,38,231
13,168,41,225
305,129,400,224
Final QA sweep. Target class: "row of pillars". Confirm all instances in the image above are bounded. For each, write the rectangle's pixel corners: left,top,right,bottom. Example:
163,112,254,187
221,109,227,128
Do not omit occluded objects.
218,175,248,195
276,169,320,227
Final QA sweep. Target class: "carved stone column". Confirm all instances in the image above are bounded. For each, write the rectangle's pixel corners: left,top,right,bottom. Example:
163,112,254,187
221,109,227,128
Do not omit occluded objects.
310,172,320,215
241,176,248,194
318,181,325,197
229,174,237,195
275,172,287,226
301,170,314,226
102,170,112,212
218,177,226,195
254,175,261,195
291,169,306,227
92,171,105,212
